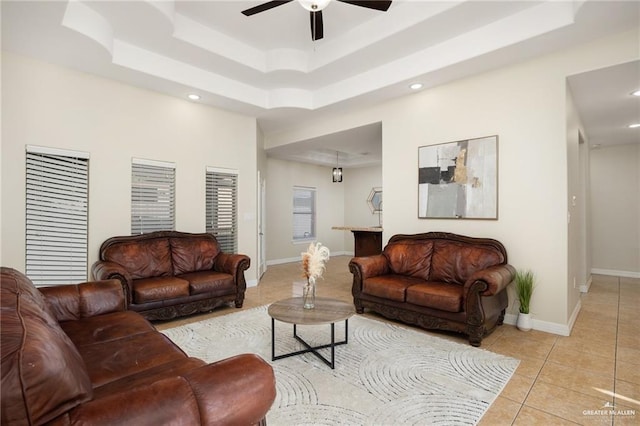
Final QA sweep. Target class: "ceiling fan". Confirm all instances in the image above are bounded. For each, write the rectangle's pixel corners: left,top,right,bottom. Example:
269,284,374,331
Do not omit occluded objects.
241,0,392,41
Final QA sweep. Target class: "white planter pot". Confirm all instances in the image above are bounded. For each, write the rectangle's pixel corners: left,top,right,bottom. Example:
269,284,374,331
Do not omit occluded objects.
516,312,532,331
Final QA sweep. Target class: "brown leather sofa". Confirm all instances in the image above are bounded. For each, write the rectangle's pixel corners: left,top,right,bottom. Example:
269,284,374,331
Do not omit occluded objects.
1,267,276,425
349,232,515,346
92,231,250,321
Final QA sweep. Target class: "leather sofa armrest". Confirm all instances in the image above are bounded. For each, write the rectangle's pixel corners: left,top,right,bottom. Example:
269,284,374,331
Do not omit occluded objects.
349,256,390,311
182,353,276,425
349,255,389,280
39,280,126,322
49,354,275,426
464,264,516,297
91,261,133,305
214,253,251,280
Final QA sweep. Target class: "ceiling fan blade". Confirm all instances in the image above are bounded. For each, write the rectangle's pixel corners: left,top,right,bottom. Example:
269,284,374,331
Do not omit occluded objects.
310,10,324,41
337,0,392,12
241,0,293,16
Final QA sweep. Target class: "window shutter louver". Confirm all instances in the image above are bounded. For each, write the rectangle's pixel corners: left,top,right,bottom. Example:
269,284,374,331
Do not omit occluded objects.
293,187,315,240
26,148,89,286
206,168,238,253
131,159,175,235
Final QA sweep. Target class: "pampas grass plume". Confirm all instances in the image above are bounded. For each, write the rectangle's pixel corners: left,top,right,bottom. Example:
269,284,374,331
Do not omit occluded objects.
302,242,330,282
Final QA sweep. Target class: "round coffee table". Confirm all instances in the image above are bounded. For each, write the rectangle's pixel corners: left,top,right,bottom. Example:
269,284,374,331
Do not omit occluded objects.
268,297,355,369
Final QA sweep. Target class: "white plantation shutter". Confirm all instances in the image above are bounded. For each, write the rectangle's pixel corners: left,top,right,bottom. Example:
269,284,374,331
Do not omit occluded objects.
25,146,89,286
206,167,238,253
293,186,315,241
131,158,175,235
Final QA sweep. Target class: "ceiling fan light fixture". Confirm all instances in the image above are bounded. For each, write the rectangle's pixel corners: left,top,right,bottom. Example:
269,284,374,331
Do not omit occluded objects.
631,90,640,97
298,0,331,11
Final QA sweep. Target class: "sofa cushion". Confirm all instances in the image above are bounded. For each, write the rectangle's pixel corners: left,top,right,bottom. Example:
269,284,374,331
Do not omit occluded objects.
406,282,463,313
61,311,156,346
0,268,93,425
92,357,206,400
363,275,425,301
132,277,190,304
102,238,173,279
430,240,505,284
74,331,188,387
179,271,235,296
170,236,220,275
383,240,433,280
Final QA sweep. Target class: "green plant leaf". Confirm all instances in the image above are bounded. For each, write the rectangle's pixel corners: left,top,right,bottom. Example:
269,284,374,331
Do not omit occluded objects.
515,269,535,314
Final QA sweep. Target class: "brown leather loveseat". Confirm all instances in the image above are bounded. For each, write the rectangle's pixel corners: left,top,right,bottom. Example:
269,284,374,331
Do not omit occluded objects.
349,232,515,346
92,231,250,321
1,267,276,425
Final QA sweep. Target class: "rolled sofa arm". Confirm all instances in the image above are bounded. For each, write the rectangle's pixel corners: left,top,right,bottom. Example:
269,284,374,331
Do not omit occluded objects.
213,253,250,278
349,255,389,281
91,260,133,305
464,264,516,297
39,280,126,322
47,354,276,426
182,353,276,425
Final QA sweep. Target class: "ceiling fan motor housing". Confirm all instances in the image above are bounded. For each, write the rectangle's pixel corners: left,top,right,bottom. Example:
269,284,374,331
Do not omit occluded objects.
298,0,331,11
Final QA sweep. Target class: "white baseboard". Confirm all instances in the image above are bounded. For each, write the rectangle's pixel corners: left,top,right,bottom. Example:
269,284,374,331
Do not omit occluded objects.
266,251,353,267
567,299,581,334
591,268,640,279
580,275,592,293
246,279,258,288
503,313,571,336
266,256,300,266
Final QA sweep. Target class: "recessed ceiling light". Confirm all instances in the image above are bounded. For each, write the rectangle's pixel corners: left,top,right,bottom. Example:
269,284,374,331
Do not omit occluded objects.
631,90,640,97
628,123,640,128
409,83,423,90
187,94,200,101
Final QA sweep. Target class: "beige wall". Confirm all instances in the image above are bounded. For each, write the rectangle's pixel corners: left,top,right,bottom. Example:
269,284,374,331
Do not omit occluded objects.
2,28,637,332
265,157,345,263
1,52,260,283
264,30,639,333
590,144,640,276
342,166,383,252
264,161,381,261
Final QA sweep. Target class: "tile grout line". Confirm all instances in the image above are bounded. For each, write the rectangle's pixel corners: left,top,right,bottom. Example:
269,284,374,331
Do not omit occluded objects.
510,277,622,425
611,277,620,426
507,330,565,425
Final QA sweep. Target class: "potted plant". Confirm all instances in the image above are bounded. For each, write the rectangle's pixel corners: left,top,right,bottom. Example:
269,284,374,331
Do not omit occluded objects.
515,269,535,331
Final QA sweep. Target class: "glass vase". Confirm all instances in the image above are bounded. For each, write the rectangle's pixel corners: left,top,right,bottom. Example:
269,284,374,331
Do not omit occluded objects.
303,278,316,309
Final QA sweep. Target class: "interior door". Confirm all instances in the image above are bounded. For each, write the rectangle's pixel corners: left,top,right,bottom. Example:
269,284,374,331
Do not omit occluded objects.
257,172,267,279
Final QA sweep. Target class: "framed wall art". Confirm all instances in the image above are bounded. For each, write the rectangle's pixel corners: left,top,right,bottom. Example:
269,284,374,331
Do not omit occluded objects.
418,135,498,219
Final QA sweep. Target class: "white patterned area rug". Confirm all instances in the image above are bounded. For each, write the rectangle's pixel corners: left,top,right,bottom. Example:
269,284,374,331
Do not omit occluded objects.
161,305,519,426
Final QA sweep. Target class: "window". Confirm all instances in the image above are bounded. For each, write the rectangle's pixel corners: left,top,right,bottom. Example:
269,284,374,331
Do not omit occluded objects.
25,146,89,286
131,158,175,235
206,167,238,253
293,186,316,241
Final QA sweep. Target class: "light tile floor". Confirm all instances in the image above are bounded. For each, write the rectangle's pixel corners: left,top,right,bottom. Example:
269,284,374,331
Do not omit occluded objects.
157,256,640,425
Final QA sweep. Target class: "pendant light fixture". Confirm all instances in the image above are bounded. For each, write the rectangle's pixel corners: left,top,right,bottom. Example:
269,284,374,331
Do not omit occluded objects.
332,151,343,183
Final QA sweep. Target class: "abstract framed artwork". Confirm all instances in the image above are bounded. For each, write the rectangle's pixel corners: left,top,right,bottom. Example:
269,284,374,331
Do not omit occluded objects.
418,135,498,219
